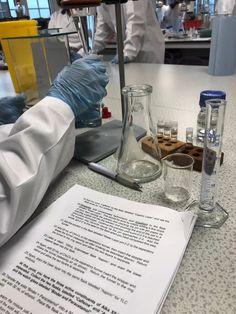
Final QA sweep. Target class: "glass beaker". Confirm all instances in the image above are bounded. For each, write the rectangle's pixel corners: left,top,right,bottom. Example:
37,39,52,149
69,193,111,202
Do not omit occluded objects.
116,84,162,183
162,153,194,203
186,99,228,228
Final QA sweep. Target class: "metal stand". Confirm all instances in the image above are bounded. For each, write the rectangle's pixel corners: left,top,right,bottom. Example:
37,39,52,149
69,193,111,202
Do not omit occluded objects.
115,1,126,119
70,10,89,55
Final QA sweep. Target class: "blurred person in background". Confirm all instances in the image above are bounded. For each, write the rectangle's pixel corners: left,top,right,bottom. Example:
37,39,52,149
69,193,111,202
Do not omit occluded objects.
156,1,170,28
93,0,165,64
48,0,84,61
215,0,236,14
15,0,26,18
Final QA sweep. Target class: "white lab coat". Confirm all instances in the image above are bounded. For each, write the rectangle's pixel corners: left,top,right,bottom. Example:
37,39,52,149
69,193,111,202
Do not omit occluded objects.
93,0,165,63
215,0,236,14
48,9,82,51
0,97,75,248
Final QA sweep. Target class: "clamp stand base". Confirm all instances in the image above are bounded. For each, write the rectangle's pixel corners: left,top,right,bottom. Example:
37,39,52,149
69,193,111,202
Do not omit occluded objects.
186,200,228,228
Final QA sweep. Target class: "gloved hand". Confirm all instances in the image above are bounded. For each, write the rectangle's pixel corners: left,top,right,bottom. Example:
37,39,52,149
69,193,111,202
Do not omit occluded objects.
69,50,83,63
47,55,109,123
0,94,26,125
111,55,130,64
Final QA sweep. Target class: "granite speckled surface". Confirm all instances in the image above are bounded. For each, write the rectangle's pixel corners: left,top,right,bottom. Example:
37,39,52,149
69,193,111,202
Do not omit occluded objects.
3,64,236,313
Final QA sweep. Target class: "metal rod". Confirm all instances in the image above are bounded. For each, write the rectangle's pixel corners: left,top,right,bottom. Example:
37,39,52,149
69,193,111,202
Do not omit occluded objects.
70,9,89,55
115,1,126,120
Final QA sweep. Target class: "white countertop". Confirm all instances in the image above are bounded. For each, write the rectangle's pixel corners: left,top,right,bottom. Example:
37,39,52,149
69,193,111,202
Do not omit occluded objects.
2,63,236,313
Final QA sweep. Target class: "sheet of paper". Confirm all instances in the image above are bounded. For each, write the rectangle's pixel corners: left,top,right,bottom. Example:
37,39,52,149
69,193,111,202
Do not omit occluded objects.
0,185,196,314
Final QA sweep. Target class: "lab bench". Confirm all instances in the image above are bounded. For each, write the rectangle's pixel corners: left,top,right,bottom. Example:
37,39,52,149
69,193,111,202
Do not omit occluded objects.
165,37,211,65
101,37,211,65
3,63,236,313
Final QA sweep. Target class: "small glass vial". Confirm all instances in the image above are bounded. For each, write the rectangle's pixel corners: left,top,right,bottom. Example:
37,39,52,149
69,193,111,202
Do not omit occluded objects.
186,127,193,146
157,120,165,139
163,120,171,140
170,121,178,143
196,90,226,146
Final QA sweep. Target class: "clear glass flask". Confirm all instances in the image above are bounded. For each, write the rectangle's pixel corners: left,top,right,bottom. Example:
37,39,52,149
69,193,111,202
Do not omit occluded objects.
187,99,228,228
116,84,162,183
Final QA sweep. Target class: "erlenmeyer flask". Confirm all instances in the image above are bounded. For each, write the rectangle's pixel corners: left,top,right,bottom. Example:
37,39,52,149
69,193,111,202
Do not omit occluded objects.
117,84,162,183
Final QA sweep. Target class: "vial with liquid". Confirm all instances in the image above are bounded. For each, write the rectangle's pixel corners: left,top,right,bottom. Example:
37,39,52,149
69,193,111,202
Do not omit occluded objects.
197,90,226,145
170,121,178,143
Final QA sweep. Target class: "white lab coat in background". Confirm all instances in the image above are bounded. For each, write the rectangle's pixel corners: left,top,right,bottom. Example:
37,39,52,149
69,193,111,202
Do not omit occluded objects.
215,0,236,14
93,0,165,63
48,9,82,51
156,5,170,28
0,97,75,247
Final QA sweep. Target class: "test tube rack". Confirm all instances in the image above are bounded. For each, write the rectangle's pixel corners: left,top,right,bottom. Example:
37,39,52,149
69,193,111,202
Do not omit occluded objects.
141,136,224,172
141,136,185,159
176,144,224,172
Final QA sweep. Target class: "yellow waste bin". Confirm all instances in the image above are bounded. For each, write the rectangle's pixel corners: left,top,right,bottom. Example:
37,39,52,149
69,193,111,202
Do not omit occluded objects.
0,20,38,93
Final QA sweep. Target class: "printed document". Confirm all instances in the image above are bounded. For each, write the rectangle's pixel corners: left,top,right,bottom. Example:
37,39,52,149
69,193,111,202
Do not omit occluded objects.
0,185,196,314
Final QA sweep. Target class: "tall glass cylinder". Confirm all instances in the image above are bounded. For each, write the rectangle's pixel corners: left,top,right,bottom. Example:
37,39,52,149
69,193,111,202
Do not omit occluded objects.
187,99,228,228
116,84,162,183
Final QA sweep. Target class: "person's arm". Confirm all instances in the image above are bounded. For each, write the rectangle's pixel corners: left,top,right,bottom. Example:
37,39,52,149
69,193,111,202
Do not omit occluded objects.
0,56,108,248
123,0,148,61
0,98,75,247
93,5,114,53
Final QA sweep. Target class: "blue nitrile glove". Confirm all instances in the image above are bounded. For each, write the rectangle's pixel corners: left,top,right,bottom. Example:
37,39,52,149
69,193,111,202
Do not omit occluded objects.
47,55,109,124
111,55,130,64
0,94,26,125
69,50,83,63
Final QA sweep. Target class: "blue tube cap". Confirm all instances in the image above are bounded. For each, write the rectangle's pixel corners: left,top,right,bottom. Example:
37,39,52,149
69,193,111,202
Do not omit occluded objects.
199,90,226,107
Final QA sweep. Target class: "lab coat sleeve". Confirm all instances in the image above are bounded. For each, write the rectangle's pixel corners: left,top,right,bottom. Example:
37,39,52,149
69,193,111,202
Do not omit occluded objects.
93,6,114,53
0,96,75,248
48,12,56,29
123,1,148,60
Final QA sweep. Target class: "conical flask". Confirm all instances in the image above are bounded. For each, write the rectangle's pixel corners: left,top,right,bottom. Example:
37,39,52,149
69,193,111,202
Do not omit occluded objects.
117,84,162,183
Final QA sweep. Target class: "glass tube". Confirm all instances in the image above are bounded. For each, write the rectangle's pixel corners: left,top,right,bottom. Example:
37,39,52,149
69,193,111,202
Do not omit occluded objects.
186,99,228,228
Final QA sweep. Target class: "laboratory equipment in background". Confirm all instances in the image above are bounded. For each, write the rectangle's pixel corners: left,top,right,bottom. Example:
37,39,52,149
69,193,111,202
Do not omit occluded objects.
71,7,103,128
208,14,236,76
67,7,97,55
2,32,71,108
187,99,228,228
117,84,162,183
77,7,96,52
162,153,194,202
196,90,226,145
0,20,38,94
